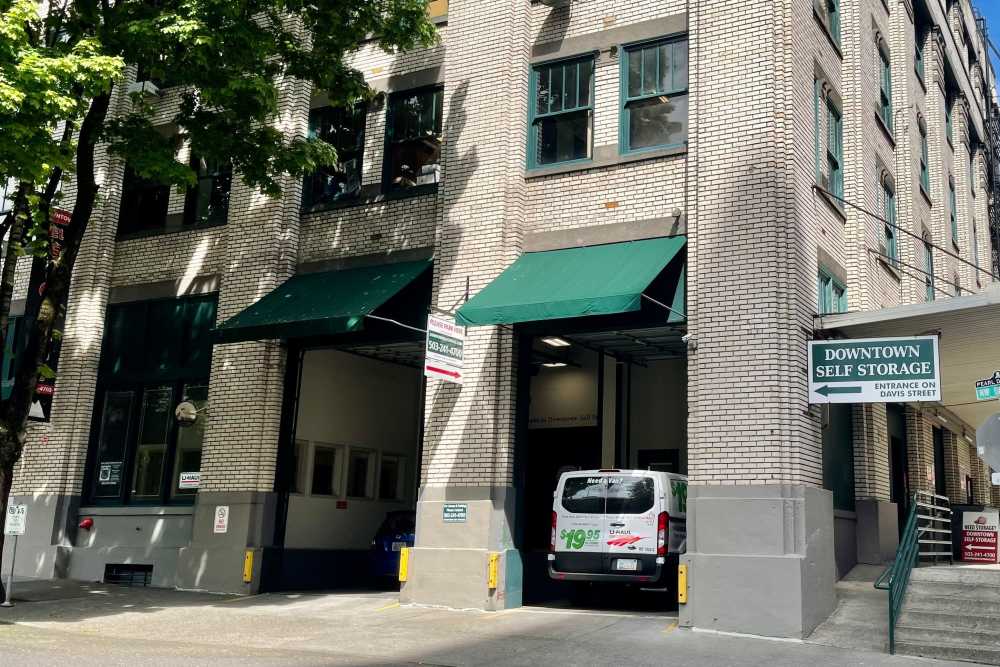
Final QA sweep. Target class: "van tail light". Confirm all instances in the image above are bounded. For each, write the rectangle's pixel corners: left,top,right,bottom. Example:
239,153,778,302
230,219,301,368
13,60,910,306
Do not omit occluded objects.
657,512,669,556
550,511,557,553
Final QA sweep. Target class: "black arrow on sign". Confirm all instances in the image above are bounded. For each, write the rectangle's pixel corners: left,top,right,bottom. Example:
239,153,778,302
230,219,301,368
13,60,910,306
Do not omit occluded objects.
816,385,862,396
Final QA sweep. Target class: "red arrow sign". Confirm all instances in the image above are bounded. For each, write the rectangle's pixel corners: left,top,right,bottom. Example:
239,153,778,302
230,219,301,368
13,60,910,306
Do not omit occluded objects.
426,365,461,379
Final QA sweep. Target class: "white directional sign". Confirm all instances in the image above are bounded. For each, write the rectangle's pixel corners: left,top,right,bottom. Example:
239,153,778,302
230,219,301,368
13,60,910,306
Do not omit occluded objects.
424,314,464,385
808,336,941,404
4,504,26,536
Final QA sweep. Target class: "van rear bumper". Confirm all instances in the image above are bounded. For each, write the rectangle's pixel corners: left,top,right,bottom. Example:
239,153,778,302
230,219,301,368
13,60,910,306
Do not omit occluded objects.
548,564,663,584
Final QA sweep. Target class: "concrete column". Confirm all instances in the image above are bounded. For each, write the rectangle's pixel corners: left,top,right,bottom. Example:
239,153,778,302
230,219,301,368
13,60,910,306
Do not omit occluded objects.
178,71,310,593
403,0,530,610
681,0,834,639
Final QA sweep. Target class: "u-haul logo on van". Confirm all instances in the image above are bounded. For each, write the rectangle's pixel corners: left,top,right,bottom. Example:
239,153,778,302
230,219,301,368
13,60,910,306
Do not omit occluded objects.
607,536,645,547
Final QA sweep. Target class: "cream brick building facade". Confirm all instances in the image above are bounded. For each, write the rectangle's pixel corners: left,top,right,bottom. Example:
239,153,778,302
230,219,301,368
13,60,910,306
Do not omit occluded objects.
3,0,999,640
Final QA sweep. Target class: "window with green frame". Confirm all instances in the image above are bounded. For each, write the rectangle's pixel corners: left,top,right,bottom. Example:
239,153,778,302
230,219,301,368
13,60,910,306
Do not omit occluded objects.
878,46,892,130
919,124,930,192
826,100,844,198
817,269,847,314
620,36,688,154
87,294,217,505
818,0,841,45
946,97,954,144
972,220,979,266
883,182,898,265
915,31,925,81
923,233,935,301
1,315,19,401
529,56,594,168
949,176,958,244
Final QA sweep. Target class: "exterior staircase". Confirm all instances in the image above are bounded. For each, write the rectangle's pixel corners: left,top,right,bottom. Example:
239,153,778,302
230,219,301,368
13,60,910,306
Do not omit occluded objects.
895,566,1000,665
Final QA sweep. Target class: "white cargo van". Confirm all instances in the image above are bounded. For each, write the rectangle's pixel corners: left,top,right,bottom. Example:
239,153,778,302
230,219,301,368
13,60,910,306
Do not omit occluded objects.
548,469,687,586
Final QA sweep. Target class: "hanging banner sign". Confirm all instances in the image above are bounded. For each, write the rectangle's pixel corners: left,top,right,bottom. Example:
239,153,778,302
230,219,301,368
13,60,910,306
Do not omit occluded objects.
976,371,1000,402
424,314,464,385
961,510,999,564
4,503,26,536
808,336,941,404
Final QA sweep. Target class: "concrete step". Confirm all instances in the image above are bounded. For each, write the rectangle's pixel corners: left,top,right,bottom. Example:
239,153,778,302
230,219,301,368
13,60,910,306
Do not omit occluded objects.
908,580,1000,601
905,592,1000,616
896,639,1000,666
896,622,1000,649
898,608,1000,633
912,566,1000,586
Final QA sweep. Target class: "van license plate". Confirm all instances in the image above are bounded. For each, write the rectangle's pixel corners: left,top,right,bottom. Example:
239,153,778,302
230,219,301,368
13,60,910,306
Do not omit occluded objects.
391,542,406,552
615,559,638,571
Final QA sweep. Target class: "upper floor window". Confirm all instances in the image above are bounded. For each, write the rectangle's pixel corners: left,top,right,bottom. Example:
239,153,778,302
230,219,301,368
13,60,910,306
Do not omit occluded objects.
529,56,594,168
184,156,231,226
817,268,847,314
915,31,925,81
826,100,844,198
954,272,961,296
620,37,688,154
427,0,448,20
118,166,171,236
949,176,958,245
923,233,935,301
878,46,892,131
919,124,930,193
817,0,841,45
883,182,898,265
384,87,443,191
945,97,954,144
305,104,366,207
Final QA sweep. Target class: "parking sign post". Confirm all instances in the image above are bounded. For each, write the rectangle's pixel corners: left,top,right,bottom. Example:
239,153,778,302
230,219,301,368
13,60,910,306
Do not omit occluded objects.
3,503,27,607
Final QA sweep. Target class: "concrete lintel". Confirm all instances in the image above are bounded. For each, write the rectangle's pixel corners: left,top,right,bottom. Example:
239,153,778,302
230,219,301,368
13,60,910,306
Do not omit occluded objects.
109,274,220,304
531,14,687,63
298,247,434,275
524,218,684,253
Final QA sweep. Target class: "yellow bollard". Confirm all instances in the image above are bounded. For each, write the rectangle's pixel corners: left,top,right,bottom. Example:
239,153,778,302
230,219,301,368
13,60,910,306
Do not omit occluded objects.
243,550,254,584
487,552,499,589
398,547,410,582
677,564,688,604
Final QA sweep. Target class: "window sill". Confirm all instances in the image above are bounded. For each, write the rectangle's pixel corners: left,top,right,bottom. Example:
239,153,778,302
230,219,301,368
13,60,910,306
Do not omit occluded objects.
813,10,843,59
920,185,932,207
525,144,686,180
78,505,195,516
874,112,895,147
816,186,847,221
947,136,954,152
916,71,927,94
117,219,227,242
301,183,439,215
952,239,960,253
878,256,903,281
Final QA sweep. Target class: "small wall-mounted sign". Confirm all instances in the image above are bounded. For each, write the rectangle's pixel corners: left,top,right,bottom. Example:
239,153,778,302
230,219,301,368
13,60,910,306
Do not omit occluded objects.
4,504,26,536
178,472,201,490
975,371,1000,401
213,506,229,534
443,503,468,523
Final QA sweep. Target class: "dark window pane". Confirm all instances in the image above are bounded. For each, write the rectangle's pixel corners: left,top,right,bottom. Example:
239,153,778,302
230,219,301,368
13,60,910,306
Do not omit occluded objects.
642,46,657,95
379,456,401,500
181,297,217,378
578,59,592,106
131,387,172,499
564,63,578,110
561,476,605,514
386,89,443,190
627,94,688,151
549,64,564,112
304,105,366,206
92,391,134,499
673,40,688,90
536,67,550,114
186,156,231,225
659,43,672,92
118,166,170,236
171,384,208,498
347,450,371,498
628,49,642,97
533,109,591,165
145,300,185,379
605,477,655,514
2,316,18,401
312,446,337,496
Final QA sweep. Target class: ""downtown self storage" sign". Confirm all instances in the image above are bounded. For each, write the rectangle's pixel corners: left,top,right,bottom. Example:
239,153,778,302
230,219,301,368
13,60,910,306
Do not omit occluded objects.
808,336,941,404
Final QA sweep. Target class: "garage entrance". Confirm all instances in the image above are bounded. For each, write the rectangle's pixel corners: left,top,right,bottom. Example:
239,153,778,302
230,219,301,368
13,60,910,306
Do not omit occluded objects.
516,323,687,610
212,257,432,592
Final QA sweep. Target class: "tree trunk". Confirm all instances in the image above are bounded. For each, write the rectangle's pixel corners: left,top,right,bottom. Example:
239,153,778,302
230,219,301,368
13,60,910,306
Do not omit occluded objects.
0,90,112,597
0,442,14,601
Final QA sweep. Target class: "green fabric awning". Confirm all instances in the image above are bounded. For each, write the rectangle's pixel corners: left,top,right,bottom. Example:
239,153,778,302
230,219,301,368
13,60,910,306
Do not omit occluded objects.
455,236,686,327
214,259,431,344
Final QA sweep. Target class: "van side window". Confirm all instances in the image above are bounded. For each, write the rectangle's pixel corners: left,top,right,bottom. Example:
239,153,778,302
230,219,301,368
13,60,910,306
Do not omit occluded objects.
561,477,605,513
606,477,655,514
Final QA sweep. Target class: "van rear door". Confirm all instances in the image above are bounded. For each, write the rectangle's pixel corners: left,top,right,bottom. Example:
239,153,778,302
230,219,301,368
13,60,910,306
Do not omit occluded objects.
602,473,658,576
553,474,606,575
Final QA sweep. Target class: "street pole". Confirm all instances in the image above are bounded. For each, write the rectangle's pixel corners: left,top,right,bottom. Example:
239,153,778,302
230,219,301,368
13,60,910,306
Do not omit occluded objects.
1,534,16,607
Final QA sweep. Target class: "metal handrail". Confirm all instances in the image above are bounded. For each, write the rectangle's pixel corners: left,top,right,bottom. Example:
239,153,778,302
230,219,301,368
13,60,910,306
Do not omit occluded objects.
874,494,920,655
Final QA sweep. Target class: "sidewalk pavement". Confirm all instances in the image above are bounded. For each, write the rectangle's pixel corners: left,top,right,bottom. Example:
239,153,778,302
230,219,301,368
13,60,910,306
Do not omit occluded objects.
0,579,970,666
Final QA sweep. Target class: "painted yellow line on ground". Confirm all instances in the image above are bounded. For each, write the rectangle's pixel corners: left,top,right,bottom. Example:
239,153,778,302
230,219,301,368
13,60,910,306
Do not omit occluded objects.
376,602,400,612
663,621,678,634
